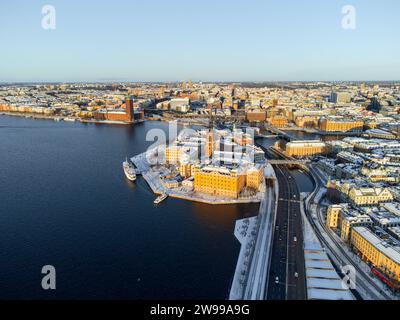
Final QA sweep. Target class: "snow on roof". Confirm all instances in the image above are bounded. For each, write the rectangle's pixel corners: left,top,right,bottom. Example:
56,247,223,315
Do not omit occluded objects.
306,268,339,279
307,288,355,301
302,208,355,300
304,252,330,261
306,259,333,270
307,278,345,290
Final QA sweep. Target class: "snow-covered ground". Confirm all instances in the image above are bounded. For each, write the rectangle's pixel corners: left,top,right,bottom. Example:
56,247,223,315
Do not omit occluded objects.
229,216,259,300
229,186,276,300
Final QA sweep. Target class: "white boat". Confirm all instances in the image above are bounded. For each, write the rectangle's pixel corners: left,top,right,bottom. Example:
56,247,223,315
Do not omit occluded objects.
64,117,76,122
154,194,168,204
123,158,136,182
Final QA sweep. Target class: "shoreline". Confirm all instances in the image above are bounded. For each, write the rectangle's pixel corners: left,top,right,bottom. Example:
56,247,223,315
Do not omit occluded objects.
0,111,144,126
2,111,362,136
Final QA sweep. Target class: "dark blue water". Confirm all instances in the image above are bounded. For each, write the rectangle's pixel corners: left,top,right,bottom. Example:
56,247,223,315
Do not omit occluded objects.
0,115,258,299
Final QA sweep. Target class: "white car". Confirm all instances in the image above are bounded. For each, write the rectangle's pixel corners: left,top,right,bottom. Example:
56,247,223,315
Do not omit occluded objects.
294,272,299,278
275,277,279,284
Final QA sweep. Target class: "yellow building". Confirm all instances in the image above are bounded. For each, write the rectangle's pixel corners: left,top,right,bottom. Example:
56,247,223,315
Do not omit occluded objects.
365,121,378,130
267,115,288,128
165,145,182,164
326,204,372,242
325,205,360,242
179,163,192,179
340,217,354,242
326,205,341,229
285,140,327,157
295,116,319,128
319,118,364,132
348,187,393,206
351,227,400,283
194,166,246,199
246,167,264,190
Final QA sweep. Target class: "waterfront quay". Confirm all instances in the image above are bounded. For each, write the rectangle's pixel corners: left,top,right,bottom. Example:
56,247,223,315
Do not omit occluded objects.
130,148,263,205
129,127,267,206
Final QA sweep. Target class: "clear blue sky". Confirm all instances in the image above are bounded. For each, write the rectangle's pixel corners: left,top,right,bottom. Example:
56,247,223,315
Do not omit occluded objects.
0,0,399,82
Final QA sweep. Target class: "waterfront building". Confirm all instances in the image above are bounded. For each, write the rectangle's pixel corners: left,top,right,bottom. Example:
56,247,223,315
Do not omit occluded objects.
294,115,319,128
319,117,364,133
246,166,264,190
194,166,246,199
285,140,327,157
0,104,56,115
93,96,142,123
267,115,288,128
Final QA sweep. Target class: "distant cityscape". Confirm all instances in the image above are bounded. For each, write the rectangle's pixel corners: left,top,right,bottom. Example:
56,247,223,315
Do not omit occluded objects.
1,81,400,300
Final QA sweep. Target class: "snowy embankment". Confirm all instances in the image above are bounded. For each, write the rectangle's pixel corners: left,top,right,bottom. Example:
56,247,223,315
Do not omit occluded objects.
229,216,259,300
230,162,278,300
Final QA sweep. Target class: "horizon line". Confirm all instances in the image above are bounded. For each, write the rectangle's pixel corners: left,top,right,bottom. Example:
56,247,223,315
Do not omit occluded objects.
1,80,400,85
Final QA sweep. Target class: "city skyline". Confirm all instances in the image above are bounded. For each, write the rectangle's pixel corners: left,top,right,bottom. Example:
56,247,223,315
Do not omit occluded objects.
1,0,400,82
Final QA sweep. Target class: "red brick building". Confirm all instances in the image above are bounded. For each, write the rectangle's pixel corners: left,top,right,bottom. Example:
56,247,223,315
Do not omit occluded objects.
94,97,135,123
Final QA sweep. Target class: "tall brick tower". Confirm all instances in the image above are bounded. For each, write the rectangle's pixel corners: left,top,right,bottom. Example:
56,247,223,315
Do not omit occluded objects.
125,95,134,123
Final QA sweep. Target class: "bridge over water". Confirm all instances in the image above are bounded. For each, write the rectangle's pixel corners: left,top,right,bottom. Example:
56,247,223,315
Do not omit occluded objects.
264,124,293,141
268,159,310,165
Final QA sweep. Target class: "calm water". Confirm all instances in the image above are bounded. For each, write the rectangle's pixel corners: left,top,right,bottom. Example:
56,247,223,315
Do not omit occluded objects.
0,115,258,299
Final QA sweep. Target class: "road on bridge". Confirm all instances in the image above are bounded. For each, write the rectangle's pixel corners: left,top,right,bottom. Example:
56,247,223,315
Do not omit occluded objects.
259,145,307,300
